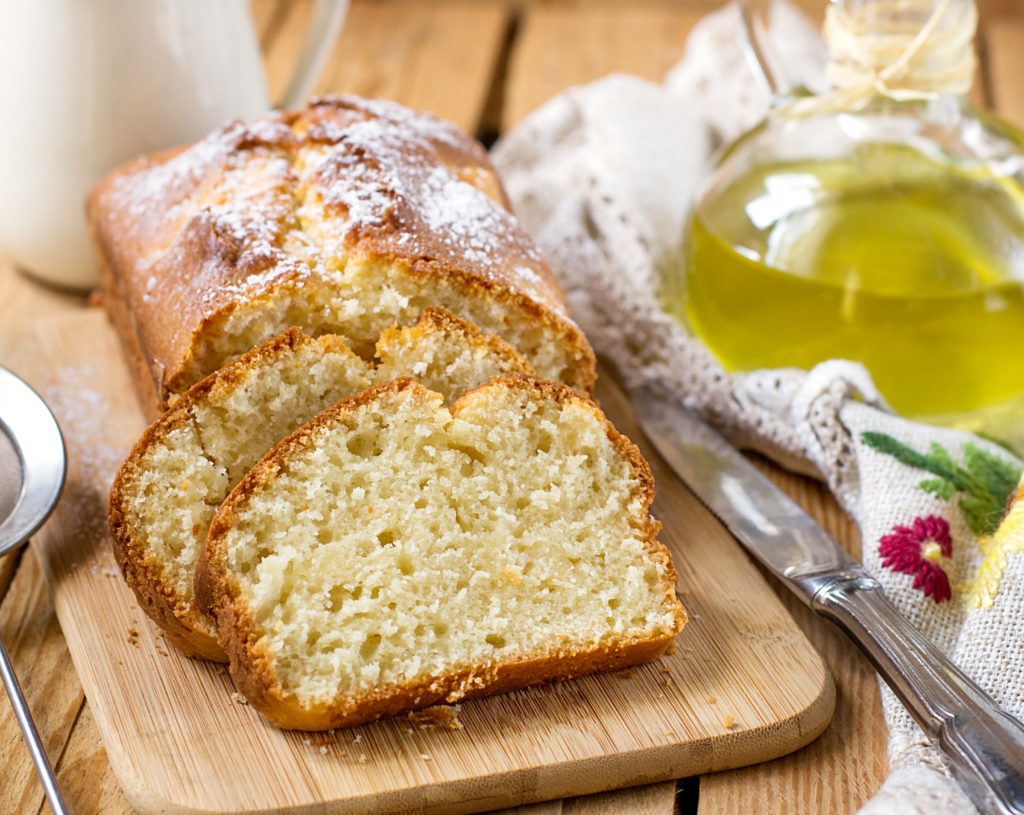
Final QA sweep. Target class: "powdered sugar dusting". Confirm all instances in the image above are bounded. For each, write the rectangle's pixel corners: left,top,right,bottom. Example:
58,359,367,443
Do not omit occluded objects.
107,95,561,308
41,365,131,567
308,111,561,311
45,365,126,493
94,95,581,384
117,118,295,222
336,95,475,156
418,166,511,265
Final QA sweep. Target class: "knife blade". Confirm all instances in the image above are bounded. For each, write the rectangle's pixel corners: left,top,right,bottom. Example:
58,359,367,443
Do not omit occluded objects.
631,381,1024,815
631,382,862,602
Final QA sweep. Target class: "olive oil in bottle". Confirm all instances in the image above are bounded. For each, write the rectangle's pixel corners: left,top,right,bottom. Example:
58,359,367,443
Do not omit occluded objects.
674,142,1024,424
670,0,1024,440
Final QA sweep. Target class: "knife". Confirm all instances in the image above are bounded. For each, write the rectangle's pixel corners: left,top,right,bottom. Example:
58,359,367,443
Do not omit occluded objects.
631,382,1024,815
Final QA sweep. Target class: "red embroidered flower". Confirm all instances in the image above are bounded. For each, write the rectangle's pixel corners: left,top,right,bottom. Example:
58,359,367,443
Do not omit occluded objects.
878,515,953,603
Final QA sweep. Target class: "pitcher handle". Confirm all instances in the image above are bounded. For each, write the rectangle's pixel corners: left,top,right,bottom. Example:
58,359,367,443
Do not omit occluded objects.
275,0,350,109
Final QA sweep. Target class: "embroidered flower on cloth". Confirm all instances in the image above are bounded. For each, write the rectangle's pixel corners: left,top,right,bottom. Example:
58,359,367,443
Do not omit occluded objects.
879,515,953,603
861,433,1020,537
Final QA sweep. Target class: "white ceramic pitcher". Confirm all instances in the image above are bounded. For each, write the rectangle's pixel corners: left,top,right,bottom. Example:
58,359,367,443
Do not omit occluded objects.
0,0,348,290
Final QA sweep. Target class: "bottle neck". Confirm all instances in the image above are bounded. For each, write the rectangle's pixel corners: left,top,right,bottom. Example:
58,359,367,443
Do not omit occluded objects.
824,0,977,100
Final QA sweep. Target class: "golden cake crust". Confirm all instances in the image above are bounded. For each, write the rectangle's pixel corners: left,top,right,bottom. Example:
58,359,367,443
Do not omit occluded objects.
109,309,540,662
88,95,595,414
196,377,685,730
108,327,344,660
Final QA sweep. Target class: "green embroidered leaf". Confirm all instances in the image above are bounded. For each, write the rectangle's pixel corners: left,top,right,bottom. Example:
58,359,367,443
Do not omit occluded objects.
861,432,964,488
918,477,957,500
960,495,995,538
861,432,931,468
927,442,955,473
861,432,1023,537
963,444,1019,503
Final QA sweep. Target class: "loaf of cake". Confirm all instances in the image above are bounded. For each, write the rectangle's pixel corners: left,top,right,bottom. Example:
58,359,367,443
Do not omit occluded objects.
88,94,596,416
109,309,537,661
196,376,686,730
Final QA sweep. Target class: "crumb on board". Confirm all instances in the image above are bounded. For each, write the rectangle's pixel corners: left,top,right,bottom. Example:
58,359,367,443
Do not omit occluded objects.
406,704,463,731
358,754,368,764
617,669,634,680
230,692,249,706
723,715,736,729
706,696,717,704
420,753,432,761
126,628,139,647
664,642,677,656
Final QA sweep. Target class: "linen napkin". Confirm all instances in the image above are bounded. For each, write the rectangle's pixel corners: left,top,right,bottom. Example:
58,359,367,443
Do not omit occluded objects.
491,4,1024,813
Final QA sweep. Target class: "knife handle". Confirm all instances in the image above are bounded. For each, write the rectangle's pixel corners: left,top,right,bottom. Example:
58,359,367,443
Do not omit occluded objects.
812,576,1024,815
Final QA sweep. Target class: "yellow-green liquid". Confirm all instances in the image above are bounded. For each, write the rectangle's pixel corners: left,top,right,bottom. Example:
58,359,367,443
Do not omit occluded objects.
676,143,1024,426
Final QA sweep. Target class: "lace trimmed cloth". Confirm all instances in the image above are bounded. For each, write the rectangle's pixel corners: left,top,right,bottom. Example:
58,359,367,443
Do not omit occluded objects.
491,3,1024,813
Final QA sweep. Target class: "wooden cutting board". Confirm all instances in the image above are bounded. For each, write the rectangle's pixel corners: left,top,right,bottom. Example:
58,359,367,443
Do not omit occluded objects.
5,309,834,815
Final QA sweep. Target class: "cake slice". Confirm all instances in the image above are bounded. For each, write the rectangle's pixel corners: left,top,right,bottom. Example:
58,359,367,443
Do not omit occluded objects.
372,306,534,403
196,377,686,730
108,309,536,661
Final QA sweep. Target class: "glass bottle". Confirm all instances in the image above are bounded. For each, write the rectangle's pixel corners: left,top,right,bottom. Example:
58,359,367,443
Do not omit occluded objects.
668,0,1024,442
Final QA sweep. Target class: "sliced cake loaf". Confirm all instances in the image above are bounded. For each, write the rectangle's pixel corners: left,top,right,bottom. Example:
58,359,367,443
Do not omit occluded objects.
88,94,596,416
196,377,686,730
109,310,536,661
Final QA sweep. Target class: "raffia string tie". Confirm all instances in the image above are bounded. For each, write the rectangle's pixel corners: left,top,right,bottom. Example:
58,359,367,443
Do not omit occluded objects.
780,0,977,118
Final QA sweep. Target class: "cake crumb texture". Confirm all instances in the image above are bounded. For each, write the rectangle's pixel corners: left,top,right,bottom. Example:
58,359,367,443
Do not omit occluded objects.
109,311,537,661
199,377,686,730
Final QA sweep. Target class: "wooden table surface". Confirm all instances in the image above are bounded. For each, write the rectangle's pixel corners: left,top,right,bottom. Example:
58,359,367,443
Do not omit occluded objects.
1,1,1022,813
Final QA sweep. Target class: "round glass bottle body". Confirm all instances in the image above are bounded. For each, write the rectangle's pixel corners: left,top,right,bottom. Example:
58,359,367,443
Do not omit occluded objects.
671,85,1024,438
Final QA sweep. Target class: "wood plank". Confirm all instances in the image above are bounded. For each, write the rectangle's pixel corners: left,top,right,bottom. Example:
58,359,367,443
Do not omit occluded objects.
697,590,889,813
496,802,563,815
251,0,285,49
977,0,1024,16
0,549,85,815
41,702,134,815
17,310,832,814
698,461,889,815
504,5,704,131
262,0,510,134
260,0,316,107
985,18,1024,128
504,0,999,132
562,782,678,814
0,549,21,602
0,265,86,334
